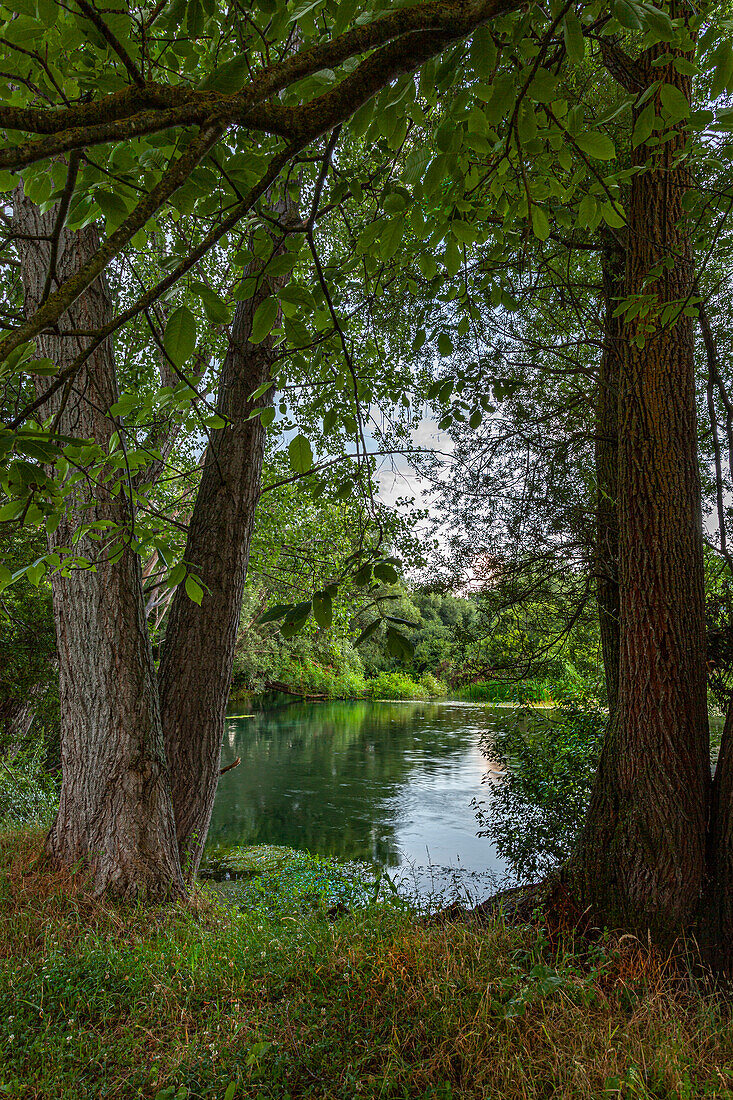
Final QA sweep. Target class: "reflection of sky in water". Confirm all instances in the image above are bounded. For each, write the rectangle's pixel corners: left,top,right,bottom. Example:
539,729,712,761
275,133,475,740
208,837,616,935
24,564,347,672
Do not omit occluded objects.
207,700,512,896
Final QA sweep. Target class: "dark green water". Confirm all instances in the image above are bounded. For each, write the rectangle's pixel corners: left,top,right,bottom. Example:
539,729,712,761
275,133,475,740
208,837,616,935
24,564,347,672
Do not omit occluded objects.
206,700,510,893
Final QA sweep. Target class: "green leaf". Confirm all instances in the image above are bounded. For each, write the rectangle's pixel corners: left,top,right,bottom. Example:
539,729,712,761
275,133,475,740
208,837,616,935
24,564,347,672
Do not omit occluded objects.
374,562,399,583
94,189,130,231
529,68,558,104
574,132,616,160
563,12,585,62
280,601,311,639
250,296,279,343
531,206,550,241
438,332,453,357
259,603,294,624
632,103,656,147
184,574,204,604
612,0,642,29
660,83,689,120
201,55,248,93
711,41,733,100
401,146,432,185
288,433,313,474
641,4,675,42
386,626,414,661
355,619,381,646
380,216,405,260
189,281,231,325
353,563,373,587
163,307,196,367
313,590,333,628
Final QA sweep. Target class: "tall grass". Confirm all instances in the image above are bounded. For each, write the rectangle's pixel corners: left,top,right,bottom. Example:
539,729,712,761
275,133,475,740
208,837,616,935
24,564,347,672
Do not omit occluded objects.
1,827,732,1099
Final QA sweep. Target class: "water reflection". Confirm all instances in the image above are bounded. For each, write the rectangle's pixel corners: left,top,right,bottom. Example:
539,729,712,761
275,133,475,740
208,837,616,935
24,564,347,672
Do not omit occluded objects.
207,700,507,883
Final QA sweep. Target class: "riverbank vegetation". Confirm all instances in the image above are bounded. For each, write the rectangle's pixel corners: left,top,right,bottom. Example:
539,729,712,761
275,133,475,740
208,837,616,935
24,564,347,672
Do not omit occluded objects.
2,827,733,1100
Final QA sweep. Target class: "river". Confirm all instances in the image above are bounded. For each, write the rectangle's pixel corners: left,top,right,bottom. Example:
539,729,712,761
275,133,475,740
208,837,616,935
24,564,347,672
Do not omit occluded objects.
205,699,518,899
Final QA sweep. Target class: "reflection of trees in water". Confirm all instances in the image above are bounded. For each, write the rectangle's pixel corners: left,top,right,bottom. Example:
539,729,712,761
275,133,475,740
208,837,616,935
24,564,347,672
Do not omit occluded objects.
207,701,490,866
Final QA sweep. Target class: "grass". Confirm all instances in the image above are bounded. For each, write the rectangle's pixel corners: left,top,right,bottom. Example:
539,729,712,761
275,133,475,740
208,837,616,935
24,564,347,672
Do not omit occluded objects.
1,828,733,1099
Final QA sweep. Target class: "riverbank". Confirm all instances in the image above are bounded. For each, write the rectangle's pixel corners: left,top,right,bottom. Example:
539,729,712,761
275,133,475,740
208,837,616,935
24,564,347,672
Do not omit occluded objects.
1,827,731,1099
229,671,567,709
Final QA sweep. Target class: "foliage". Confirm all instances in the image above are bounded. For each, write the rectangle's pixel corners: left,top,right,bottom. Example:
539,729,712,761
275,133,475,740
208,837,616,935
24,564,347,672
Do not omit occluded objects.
0,524,58,758
475,705,606,883
0,749,57,827
1,827,732,1099
456,679,554,704
201,844,374,916
367,670,430,700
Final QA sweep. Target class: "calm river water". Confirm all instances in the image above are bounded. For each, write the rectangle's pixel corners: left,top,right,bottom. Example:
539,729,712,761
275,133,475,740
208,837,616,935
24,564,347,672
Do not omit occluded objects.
206,700,727,900
206,699,512,895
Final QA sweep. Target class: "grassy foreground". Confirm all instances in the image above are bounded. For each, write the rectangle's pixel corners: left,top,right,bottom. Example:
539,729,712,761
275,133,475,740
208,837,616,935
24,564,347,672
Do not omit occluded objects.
1,830,732,1099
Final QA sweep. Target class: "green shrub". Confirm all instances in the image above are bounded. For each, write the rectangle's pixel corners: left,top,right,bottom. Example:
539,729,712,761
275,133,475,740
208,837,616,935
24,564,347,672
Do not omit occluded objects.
419,671,449,698
475,704,606,881
366,671,429,700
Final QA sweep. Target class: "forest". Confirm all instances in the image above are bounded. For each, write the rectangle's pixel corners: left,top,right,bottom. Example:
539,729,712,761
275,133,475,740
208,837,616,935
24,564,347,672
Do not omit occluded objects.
2,0,733,1094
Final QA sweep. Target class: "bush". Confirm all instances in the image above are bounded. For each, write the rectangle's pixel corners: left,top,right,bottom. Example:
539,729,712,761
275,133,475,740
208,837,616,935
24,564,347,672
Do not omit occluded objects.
418,672,449,698
366,671,429,700
474,704,605,882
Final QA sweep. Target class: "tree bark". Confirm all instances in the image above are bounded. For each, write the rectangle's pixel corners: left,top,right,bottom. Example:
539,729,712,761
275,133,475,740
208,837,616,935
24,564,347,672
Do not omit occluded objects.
13,187,183,898
572,48,710,939
595,240,623,716
158,214,296,879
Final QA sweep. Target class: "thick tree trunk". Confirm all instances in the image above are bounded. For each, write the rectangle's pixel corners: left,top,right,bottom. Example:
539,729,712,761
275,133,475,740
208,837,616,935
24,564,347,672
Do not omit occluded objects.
571,51,710,939
13,188,183,898
595,241,623,716
158,220,295,878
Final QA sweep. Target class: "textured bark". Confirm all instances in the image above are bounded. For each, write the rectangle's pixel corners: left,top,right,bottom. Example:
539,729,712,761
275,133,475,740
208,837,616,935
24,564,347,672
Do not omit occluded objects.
572,48,710,938
158,222,295,879
13,188,183,898
595,241,623,716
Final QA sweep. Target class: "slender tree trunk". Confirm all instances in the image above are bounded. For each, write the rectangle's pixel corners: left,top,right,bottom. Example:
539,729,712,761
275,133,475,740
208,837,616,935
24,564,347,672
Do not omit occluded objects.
13,187,183,898
705,705,733,973
1,679,48,759
699,301,733,974
158,215,296,878
572,47,710,939
595,240,623,716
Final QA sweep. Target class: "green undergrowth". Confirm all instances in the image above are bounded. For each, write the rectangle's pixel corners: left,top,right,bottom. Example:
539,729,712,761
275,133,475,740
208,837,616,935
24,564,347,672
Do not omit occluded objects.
1,828,733,1100
230,665,449,706
455,679,556,704
200,844,377,915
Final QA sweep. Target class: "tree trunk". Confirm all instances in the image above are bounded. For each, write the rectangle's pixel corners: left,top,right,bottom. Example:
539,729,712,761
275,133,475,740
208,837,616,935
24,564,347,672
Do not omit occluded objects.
595,240,623,716
1,679,48,759
13,187,183,898
571,50,710,939
158,215,296,879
